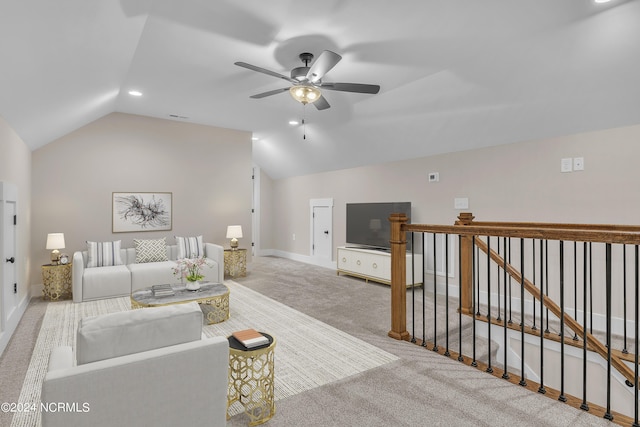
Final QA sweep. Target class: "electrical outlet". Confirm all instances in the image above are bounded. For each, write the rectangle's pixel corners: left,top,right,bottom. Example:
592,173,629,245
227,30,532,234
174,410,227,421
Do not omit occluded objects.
573,157,584,171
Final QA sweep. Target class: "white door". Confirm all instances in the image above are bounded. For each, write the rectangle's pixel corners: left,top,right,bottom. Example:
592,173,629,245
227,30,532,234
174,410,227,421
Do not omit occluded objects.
1,182,18,331
312,205,332,259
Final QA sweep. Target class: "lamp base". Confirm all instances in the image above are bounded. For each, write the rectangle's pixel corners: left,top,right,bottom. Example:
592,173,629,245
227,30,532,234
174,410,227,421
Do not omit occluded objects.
230,238,239,250
50,249,60,266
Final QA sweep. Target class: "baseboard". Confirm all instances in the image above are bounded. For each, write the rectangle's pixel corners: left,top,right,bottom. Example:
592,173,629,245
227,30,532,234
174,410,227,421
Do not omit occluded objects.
258,249,336,271
0,293,30,357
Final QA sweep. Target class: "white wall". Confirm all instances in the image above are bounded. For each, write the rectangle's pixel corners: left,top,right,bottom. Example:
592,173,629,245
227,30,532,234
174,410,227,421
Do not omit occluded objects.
265,123,640,259
31,113,253,285
0,115,32,355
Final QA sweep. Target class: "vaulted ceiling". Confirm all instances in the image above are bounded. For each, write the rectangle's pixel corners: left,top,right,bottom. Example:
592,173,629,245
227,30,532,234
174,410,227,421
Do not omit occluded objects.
1,0,639,179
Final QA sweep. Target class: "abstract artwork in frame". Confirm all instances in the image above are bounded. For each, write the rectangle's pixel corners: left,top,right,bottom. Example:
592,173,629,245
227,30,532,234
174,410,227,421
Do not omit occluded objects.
112,192,172,233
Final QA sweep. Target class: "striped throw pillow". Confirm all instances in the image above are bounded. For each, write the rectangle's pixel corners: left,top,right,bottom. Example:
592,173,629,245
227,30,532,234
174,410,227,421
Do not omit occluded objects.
176,235,204,259
134,238,169,263
86,240,123,268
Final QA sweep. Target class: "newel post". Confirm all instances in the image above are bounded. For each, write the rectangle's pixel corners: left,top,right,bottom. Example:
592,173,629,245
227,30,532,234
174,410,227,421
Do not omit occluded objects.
455,212,474,315
388,213,410,340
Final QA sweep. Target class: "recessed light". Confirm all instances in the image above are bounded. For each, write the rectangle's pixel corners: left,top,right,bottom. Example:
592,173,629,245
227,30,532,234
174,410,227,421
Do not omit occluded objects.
289,120,299,125
128,90,143,96
594,0,612,3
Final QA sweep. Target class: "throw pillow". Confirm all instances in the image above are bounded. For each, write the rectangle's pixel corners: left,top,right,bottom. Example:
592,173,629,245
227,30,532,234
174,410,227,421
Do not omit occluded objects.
175,235,204,259
134,237,168,263
86,240,124,268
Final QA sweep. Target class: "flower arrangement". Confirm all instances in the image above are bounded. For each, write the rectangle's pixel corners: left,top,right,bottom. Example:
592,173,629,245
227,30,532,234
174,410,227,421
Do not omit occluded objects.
172,257,211,282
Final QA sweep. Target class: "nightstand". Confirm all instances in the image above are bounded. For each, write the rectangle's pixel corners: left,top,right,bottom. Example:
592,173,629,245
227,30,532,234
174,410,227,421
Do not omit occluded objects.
42,263,72,301
224,249,247,278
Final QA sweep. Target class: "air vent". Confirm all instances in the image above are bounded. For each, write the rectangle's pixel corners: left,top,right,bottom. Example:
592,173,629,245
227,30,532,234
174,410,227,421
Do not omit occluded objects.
168,114,189,120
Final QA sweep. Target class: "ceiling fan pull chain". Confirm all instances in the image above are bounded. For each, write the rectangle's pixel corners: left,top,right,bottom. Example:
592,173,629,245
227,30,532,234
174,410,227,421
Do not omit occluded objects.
302,105,307,140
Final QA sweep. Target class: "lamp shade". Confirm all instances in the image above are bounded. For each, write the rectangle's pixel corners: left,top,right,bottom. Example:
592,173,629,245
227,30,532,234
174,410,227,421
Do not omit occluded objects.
289,85,321,105
226,225,243,239
46,233,65,250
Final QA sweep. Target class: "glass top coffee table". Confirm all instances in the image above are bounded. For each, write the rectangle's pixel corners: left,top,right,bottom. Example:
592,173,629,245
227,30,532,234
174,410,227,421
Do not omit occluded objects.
130,282,230,324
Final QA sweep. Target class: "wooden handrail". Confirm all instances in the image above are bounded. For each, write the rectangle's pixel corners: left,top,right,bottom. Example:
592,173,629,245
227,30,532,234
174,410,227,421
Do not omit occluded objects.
474,236,638,386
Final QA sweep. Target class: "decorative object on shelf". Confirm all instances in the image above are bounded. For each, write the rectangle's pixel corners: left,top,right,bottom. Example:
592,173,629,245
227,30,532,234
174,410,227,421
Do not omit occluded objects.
112,192,172,233
46,233,65,265
172,256,211,291
226,225,243,250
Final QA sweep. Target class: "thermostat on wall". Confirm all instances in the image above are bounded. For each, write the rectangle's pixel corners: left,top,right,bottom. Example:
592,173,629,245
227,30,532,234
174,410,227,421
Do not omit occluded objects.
428,172,439,182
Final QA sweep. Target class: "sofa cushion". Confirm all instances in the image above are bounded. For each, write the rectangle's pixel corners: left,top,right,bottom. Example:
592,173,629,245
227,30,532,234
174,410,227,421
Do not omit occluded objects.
86,240,124,268
82,264,131,301
134,238,168,263
176,235,204,259
76,302,203,365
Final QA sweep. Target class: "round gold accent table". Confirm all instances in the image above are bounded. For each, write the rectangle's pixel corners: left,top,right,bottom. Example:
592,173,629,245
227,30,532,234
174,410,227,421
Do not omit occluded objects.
41,263,73,301
227,333,275,426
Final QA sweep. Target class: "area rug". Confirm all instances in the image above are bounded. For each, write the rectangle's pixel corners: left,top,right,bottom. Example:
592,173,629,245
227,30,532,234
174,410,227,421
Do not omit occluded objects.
11,280,399,426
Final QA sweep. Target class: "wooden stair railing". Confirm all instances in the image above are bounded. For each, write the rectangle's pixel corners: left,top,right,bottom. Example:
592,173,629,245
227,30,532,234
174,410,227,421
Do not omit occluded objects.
473,236,637,387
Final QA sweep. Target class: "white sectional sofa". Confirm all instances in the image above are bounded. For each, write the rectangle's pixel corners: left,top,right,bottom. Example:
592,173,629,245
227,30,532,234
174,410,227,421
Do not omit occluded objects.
41,302,229,427
72,240,224,303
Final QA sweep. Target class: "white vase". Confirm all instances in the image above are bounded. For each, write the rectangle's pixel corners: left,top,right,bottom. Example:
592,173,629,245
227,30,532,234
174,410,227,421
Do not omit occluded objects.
185,280,200,291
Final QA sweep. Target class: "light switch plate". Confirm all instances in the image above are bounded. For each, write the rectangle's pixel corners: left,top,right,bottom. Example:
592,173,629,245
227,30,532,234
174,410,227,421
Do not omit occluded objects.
561,158,573,173
454,198,469,209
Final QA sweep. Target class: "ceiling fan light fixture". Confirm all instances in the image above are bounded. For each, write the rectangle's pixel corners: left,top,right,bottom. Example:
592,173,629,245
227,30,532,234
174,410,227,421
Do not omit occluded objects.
289,85,321,105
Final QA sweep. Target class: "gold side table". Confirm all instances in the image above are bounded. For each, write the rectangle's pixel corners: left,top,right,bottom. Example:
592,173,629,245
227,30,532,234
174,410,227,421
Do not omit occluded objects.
227,333,275,426
42,263,72,301
224,248,247,278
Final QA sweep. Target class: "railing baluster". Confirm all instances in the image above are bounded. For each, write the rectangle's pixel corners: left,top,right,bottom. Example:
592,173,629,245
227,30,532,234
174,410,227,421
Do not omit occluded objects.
411,232,416,343
519,238,526,387
502,236,510,380
634,245,639,427
421,233,426,347
486,236,493,373
444,234,450,357
508,238,513,324
589,242,593,334
623,244,628,354
559,240,567,402
476,242,481,317
471,235,477,367
532,239,537,331
580,241,589,411
573,241,578,340
545,240,550,334
458,235,464,363
538,239,545,394
604,243,613,421
497,237,502,322
433,233,438,352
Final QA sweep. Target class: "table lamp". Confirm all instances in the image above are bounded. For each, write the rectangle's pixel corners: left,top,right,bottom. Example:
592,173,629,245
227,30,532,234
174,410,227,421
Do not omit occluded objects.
226,225,243,250
46,233,65,265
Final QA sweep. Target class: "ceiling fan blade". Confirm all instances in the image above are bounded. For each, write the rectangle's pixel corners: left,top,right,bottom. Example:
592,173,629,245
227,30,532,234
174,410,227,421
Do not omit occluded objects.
306,50,342,83
250,88,290,99
313,95,331,110
320,82,380,94
235,62,296,83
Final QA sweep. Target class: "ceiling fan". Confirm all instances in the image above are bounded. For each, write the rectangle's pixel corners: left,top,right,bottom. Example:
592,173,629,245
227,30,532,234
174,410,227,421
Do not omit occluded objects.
235,50,380,110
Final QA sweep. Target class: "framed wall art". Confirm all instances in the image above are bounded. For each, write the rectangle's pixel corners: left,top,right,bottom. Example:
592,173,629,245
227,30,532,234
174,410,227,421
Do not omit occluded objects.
112,192,172,233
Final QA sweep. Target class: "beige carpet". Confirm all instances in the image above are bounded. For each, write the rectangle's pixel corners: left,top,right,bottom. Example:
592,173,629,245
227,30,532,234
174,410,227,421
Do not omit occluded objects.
11,280,399,427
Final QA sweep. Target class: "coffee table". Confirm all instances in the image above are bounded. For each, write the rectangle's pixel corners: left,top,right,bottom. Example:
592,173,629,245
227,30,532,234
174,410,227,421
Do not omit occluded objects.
130,282,230,324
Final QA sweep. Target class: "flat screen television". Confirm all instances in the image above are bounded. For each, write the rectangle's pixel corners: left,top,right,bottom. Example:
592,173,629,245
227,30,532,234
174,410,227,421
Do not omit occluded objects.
346,202,411,250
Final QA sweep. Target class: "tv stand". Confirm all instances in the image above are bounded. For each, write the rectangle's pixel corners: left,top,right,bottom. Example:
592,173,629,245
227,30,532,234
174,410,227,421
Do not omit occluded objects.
336,247,422,287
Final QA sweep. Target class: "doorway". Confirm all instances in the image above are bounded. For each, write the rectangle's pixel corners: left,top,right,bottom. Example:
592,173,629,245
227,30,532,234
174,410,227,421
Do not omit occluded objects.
1,181,18,333
310,198,333,261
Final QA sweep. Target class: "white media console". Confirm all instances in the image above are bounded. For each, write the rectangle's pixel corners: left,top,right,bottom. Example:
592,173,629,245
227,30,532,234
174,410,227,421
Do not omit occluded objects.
336,246,423,287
